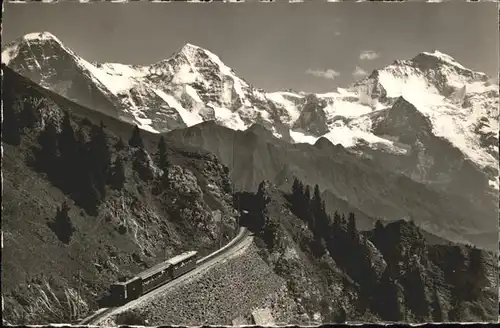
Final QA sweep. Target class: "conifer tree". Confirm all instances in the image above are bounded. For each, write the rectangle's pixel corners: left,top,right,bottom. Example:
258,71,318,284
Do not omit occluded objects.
319,200,330,232
74,128,89,172
37,120,59,172
292,178,302,199
49,201,75,245
341,213,347,233
70,127,102,215
298,180,304,196
56,111,79,191
20,97,38,129
303,185,313,225
311,185,322,223
156,136,170,169
88,122,111,198
110,156,126,190
58,111,77,158
115,137,125,151
3,102,21,146
333,211,341,231
312,184,321,205
129,125,144,148
292,178,299,196
69,128,89,202
347,212,358,240
304,185,311,203
467,247,486,297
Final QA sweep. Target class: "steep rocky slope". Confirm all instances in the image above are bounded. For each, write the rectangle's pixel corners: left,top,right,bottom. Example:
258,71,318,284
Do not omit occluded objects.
2,66,238,324
106,242,302,326
237,180,498,323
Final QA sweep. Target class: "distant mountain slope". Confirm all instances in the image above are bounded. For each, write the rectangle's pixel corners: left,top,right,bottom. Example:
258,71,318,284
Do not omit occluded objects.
3,32,498,196
166,121,498,251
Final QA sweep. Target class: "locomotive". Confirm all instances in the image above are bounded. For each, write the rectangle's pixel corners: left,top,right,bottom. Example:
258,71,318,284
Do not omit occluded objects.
109,250,198,305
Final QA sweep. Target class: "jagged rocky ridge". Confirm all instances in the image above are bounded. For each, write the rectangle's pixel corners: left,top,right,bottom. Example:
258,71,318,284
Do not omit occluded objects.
2,32,498,195
2,66,238,324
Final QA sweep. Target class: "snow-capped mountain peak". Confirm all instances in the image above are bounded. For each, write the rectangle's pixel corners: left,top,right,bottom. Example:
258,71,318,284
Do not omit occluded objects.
2,31,66,65
3,32,498,191
23,31,62,43
415,50,487,77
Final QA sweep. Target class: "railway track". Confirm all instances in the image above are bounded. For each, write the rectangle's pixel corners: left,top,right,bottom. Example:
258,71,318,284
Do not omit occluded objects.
80,226,251,325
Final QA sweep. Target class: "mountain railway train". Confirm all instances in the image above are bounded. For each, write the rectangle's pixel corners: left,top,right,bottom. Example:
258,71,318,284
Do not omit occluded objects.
109,250,198,305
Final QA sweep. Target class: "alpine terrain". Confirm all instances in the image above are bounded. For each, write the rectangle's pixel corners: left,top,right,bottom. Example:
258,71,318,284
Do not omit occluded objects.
2,31,498,324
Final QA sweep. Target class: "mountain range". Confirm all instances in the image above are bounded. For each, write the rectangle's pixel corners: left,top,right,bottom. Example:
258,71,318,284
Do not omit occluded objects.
2,31,499,250
2,31,499,324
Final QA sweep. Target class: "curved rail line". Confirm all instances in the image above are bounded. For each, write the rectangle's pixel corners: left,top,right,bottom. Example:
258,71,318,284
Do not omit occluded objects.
79,226,251,325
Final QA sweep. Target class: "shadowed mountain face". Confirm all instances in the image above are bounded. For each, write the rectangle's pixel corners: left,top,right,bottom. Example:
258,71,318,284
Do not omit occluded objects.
354,97,497,208
166,122,498,251
2,65,241,324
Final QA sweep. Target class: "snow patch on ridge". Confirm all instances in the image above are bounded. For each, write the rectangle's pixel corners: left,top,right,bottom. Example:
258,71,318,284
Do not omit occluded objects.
185,85,203,103
153,88,203,127
265,92,302,123
121,89,159,133
290,131,319,144
210,105,247,131
171,64,197,85
78,59,136,94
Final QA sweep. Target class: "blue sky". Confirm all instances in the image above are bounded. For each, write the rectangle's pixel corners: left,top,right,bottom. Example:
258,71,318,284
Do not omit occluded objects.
3,2,498,93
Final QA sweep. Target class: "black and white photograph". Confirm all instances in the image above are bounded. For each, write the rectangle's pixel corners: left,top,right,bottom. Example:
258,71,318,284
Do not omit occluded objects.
1,1,499,325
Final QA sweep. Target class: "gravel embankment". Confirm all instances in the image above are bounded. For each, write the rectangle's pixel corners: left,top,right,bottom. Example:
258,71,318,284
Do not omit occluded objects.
108,242,298,325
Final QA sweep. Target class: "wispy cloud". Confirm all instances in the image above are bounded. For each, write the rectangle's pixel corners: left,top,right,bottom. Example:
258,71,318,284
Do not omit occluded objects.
306,68,340,80
359,50,380,61
352,66,369,79
334,31,341,36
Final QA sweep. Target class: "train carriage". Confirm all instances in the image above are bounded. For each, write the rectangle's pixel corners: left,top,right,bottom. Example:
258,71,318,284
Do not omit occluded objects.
168,250,198,278
110,276,142,304
138,261,173,294
109,250,198,305
109,282,127,305
125,277,142,300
